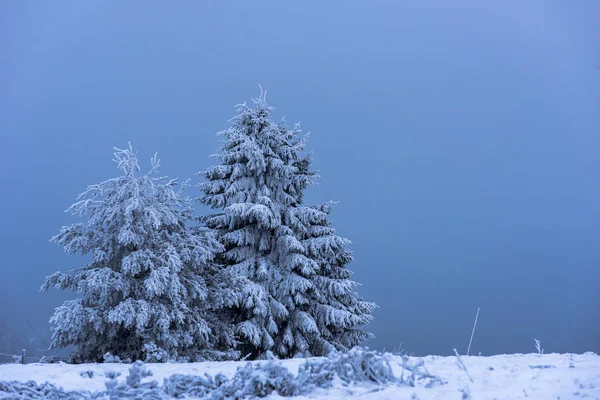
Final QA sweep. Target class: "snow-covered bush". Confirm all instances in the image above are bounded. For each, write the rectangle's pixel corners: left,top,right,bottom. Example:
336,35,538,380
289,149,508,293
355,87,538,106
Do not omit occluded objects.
216,357,296,398
41,145,234,363
105,360,165,399
296,347,398,390
164,347,420,398
103,352,130,364
0,348,444,399
163,354,296,399
79,370,94,379
162,371,223,398
0,381,94,399
399,356,446,388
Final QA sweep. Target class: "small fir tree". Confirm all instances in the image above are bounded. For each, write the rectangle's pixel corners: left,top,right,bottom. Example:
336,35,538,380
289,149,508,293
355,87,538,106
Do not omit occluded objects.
42,145,236,362
200,90,374,358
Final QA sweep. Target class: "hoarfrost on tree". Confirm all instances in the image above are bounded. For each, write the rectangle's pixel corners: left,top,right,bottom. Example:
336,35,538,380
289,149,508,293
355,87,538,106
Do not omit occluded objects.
286,202,376,355
200,89,375,359
42,144,237,363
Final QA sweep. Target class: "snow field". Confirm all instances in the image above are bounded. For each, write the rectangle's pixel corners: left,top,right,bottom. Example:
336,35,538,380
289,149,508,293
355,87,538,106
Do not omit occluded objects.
1,352,598,399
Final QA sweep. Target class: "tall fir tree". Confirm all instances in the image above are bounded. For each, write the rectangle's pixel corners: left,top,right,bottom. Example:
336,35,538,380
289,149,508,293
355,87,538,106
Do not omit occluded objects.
42,145,237,363
200,90,374,358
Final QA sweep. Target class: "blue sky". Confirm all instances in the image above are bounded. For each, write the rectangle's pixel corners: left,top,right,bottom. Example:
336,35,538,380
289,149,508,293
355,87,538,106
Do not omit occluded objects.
0,1,598,356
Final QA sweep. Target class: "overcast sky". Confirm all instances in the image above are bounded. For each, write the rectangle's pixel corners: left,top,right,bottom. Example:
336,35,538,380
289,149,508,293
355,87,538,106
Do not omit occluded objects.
0,1,598,356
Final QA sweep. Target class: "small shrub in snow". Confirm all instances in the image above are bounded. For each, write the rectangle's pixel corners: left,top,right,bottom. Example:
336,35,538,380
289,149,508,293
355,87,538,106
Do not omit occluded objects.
79,370,94,378
0,381,92,399
104,371,121,392
164,355,296,399
142,342,171,363
296,347,399,392
105,361,164,399
103,352,126,364
125,361,155,388
399,356,445,388
104,371,121,380
163,372,223,398
218,358,296,398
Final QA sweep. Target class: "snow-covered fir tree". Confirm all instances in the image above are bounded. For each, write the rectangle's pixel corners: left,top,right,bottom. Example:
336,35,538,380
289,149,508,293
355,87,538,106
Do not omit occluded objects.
200,90,375,358
285,202,375,356
42,145,237,363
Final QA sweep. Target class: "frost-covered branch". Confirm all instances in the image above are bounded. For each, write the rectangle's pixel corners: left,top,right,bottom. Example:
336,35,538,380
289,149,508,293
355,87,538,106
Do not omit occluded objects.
453,348,474,383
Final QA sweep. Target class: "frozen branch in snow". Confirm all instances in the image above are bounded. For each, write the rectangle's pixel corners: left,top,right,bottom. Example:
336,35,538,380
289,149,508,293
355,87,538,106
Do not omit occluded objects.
453,348,474,383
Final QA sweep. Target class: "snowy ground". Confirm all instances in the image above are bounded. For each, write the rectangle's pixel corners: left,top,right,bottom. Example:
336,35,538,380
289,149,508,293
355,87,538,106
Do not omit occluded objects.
0,352,599,399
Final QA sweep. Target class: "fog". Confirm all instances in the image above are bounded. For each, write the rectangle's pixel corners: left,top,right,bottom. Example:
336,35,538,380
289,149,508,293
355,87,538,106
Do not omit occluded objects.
0,1,598,359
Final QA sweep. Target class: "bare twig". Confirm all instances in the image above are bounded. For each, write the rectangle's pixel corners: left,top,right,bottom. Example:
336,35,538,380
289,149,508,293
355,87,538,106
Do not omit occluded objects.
534,338,543,354
467,307,480,356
